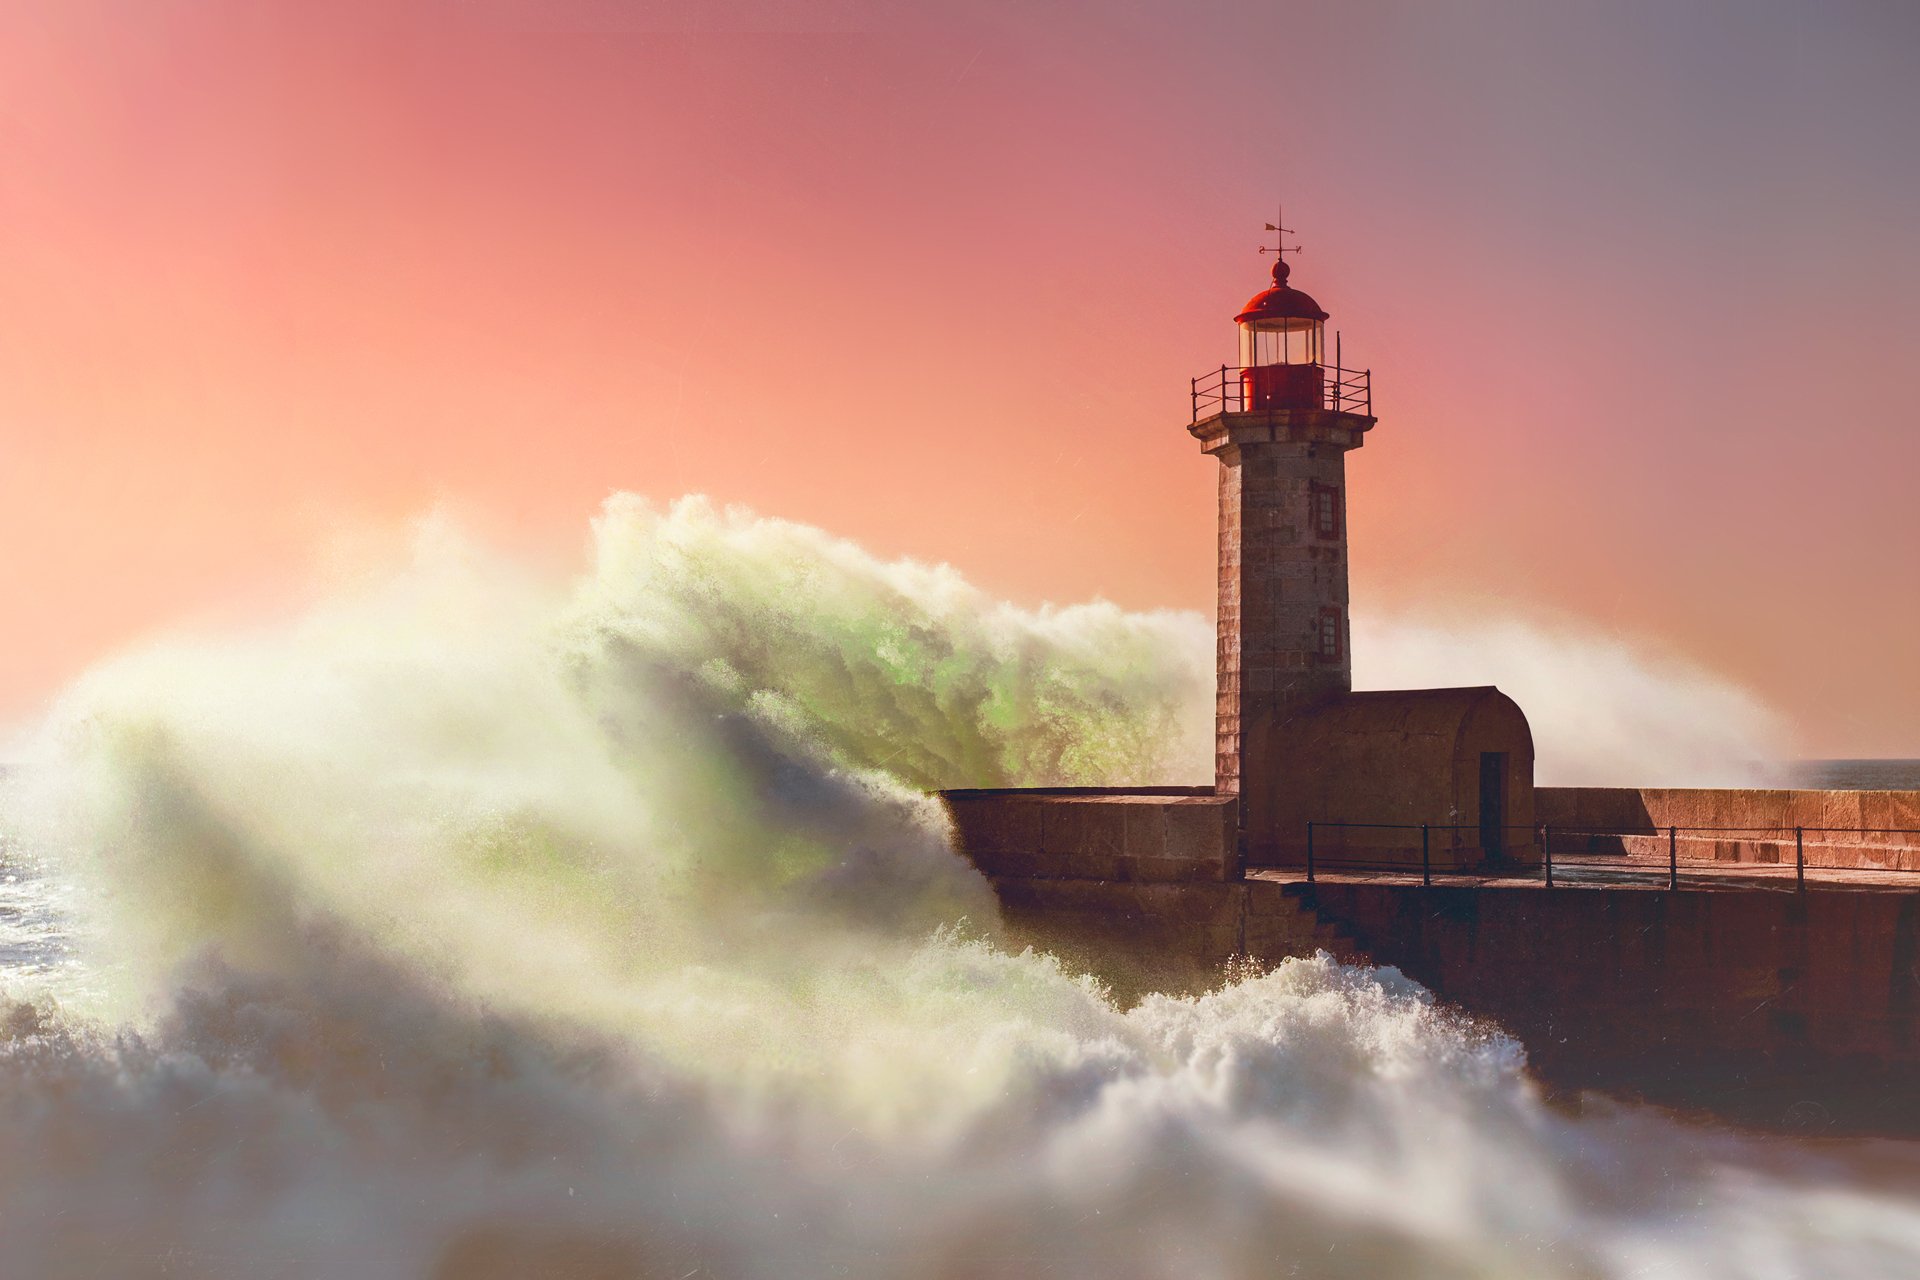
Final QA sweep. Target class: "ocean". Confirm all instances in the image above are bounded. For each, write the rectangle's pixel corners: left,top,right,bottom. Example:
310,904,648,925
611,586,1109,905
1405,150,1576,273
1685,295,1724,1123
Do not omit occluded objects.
1788,760,1920,791
2,496,1919,1279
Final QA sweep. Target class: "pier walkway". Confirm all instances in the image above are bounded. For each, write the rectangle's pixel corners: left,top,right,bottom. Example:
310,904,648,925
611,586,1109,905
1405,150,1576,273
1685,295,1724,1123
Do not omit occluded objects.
1255,855,1920,894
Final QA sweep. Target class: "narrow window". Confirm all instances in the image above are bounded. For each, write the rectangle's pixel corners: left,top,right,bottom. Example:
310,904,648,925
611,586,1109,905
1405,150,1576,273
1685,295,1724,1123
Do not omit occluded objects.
1310,482,1342,540
1317,607,1343,662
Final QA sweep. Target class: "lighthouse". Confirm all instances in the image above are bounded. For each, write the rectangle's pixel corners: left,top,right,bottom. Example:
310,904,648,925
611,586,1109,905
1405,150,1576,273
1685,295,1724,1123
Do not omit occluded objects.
1190,226,1537,869
1188,236,1375,860
944,221,1537,896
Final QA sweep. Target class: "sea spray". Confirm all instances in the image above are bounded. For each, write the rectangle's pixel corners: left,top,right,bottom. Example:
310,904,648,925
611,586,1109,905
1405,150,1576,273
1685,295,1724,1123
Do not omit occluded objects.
1353,613,1791,787
0,495,1911,1279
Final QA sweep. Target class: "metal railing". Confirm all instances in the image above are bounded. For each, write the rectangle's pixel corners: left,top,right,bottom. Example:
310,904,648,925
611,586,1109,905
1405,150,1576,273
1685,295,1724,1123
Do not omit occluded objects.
1190,363,1373,422
1280,821,1920,894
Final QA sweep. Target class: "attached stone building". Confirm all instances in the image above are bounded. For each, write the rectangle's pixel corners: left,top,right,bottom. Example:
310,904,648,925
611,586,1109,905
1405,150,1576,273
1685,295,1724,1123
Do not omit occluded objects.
1269,686,1535,868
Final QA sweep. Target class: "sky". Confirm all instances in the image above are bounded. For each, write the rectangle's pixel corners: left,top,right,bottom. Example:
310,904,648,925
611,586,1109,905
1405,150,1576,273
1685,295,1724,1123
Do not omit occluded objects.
1,0,1916,757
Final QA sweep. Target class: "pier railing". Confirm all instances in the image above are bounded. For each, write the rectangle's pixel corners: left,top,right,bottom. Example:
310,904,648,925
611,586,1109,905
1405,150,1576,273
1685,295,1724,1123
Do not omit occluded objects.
1279,821,1920,893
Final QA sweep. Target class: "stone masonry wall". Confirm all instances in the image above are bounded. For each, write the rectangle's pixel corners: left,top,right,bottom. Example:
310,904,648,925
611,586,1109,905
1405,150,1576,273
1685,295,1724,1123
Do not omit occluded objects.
939,788,1355,999
1231,443,1351,703
1296,880,1920,1131
1215,455,1243,796
940,788,1238,883
986,876,1358,999
1538,787,1920,871
1212,439,1353,857
941,786,1920,1129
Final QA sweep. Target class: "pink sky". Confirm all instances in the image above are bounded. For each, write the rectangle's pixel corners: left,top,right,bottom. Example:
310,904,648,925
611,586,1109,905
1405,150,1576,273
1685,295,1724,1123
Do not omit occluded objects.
2,1,1917,755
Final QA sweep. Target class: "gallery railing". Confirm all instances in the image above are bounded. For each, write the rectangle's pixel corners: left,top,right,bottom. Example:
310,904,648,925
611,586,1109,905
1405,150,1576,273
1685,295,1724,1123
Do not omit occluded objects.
1276,821,1920,894
1189,363,1373,421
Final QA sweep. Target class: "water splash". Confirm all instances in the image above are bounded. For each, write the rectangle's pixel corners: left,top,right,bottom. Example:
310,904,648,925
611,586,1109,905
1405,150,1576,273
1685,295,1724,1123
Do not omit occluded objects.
1354,613,1792,787
1,495,1906,1280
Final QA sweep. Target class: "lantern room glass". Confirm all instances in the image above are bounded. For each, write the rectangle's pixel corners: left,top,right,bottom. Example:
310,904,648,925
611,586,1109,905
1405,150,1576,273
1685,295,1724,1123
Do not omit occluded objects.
1238,317,1323,368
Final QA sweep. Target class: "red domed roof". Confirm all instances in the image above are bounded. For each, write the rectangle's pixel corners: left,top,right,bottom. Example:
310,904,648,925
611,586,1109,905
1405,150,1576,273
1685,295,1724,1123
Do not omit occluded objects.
1234,258,1329,326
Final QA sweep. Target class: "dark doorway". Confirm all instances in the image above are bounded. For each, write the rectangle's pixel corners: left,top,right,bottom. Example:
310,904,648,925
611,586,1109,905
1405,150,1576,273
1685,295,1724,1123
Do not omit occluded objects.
1479,752,1508,859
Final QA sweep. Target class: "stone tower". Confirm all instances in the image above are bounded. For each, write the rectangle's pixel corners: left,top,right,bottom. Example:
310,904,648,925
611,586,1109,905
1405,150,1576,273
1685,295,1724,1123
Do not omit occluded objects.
1188,249,1375,859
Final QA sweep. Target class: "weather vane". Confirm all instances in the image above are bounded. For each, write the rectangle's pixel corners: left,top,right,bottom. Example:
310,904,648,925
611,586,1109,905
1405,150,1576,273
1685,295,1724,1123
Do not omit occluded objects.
1259,204,1302,258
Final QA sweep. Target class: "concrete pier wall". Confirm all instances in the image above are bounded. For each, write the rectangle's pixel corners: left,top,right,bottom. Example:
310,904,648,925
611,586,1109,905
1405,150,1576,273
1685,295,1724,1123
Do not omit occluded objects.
941,788,1239,883
979,868,1920,1130
985,875,1355,1000
1538,787,1920,871
941,787,1920,1129
1299,881,1920,1130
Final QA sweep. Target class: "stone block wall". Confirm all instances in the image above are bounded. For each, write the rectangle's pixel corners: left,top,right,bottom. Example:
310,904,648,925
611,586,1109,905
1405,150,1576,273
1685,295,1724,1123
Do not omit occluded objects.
1189,406,1371,843
939,788,1359,1000
1210,438,1353,842
979,862,1361,1002
1214,452,1244,795
1538,787,1920,872
940,786,1920,1129
1295,880,1920,1131
940,788,1239,883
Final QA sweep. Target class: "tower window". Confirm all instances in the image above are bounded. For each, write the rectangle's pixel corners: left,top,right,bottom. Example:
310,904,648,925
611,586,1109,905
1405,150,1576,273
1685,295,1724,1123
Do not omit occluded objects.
1311,483,1343,540
1317,607,1343,662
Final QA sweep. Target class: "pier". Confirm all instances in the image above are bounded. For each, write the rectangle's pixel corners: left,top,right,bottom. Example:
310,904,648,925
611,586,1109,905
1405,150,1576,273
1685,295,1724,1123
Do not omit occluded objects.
943,785,1920,1134
939,238,1920,1135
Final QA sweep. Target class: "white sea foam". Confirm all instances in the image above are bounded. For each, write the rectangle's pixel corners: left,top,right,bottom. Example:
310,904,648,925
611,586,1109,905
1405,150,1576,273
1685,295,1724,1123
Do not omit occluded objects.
1353,613,1792,787
0,495,1904,1279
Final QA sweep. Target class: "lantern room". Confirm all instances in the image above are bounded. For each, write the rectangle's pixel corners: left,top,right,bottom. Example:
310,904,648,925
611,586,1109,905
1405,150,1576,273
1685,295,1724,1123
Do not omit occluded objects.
1236,257,1329,411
